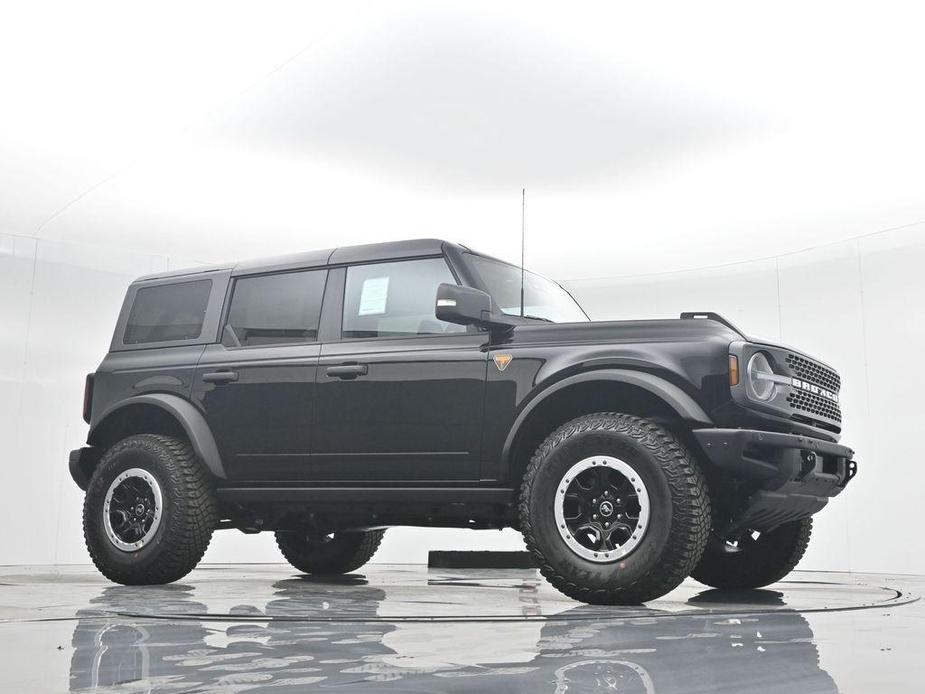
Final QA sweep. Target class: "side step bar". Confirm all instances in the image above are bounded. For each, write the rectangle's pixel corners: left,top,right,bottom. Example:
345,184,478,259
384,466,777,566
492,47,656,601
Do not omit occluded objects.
216,487,516,505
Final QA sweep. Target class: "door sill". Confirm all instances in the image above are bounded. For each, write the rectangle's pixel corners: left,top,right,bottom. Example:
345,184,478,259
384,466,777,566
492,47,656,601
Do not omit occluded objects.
216,486,515,504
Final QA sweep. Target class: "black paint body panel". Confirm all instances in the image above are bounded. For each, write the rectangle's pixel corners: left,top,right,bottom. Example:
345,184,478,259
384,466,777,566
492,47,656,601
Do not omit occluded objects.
73,239,855,528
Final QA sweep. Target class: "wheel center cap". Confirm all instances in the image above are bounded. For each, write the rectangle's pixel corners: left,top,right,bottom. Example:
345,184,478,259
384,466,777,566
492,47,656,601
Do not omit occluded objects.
135,504,146,517
599,500,614,517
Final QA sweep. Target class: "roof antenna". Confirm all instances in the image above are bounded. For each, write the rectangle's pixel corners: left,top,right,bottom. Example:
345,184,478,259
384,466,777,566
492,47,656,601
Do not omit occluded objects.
520,187,526,317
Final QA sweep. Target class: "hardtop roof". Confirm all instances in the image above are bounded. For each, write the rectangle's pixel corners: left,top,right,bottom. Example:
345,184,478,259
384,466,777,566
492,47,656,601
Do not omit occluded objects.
134,238,464,282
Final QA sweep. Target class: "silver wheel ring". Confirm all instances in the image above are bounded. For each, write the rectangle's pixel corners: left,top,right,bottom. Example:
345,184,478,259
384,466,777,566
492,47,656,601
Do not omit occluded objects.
554,456,651,563
102,468,164,552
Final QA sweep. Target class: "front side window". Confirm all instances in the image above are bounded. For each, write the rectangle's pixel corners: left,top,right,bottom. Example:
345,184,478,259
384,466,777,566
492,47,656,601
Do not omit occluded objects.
223,269,327,347
465,254,589,323
342,258,465,339
124,279,212,344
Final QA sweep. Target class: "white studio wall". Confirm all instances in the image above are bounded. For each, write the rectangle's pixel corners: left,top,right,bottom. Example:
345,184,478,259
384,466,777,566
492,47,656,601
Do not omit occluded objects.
0,234,203,564
7,2,925,277
4,0,925,576
2,223,922,573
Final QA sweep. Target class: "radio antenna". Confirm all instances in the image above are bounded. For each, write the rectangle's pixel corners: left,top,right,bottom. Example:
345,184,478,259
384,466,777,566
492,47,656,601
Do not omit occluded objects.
520,187,525,317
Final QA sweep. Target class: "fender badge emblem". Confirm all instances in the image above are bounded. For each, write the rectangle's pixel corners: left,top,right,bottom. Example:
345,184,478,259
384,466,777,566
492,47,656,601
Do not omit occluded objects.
493,353,513,372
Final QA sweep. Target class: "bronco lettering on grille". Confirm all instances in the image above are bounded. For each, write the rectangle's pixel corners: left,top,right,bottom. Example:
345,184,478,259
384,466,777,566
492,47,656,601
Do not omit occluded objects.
791,377,839,403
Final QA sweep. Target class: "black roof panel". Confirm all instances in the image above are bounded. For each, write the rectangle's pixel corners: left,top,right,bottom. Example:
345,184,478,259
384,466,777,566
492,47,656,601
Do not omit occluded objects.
328,238,446,265
232,247,334,276
136,239,454,282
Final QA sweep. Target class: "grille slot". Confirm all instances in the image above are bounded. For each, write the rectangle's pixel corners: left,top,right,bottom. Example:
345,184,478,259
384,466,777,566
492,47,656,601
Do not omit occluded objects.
784,353,841,424
787,390,842,422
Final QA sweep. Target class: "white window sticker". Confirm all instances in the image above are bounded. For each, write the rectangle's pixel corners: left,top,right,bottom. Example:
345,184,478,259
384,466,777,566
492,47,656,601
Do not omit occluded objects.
358,276,389,316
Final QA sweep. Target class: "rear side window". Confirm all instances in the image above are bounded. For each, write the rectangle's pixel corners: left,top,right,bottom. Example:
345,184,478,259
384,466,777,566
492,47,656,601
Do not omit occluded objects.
223,269,327,347
124,279,212,345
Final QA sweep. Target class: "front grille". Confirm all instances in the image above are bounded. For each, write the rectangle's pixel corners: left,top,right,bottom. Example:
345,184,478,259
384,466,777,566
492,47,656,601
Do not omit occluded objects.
784,352,841,424
787,389,842,422
786,353,840,391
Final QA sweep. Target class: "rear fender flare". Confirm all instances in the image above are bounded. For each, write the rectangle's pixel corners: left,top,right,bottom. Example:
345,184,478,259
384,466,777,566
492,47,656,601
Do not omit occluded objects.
89,393,226,479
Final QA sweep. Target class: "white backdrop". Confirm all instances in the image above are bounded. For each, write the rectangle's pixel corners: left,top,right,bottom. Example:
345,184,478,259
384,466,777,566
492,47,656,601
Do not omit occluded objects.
4,1,925,574
2,223,921,573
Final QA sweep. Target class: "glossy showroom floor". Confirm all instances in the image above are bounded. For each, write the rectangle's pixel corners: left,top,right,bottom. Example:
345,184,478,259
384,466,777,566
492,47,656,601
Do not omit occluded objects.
0,565,920,693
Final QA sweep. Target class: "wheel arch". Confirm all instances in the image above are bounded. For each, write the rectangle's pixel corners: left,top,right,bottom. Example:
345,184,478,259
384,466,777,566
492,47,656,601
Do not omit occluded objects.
87,394,226,480
502,369,712,486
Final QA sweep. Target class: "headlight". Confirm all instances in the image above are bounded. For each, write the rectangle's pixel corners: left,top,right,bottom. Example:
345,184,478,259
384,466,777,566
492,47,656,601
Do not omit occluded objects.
746,352,776,401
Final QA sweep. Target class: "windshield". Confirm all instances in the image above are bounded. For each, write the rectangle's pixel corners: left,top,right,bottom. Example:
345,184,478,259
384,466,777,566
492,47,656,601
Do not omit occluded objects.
465,254,589,323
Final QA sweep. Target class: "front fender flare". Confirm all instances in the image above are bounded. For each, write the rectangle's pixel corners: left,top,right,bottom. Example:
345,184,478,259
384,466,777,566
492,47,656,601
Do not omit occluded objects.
501,369,713,464
89,393,226,479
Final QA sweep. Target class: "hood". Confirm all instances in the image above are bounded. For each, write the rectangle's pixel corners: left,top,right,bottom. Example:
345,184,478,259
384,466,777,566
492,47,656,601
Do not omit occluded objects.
504,316,743,347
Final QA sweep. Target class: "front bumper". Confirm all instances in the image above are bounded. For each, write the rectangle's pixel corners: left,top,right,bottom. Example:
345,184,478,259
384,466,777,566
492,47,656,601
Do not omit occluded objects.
693,428,857,533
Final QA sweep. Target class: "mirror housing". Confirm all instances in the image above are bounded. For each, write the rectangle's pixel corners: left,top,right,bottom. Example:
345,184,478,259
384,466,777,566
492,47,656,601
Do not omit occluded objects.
435,283,516,332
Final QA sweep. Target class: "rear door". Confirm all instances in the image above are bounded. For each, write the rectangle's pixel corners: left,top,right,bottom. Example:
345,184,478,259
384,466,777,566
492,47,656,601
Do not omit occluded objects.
192,267,328,481
312,257,489,482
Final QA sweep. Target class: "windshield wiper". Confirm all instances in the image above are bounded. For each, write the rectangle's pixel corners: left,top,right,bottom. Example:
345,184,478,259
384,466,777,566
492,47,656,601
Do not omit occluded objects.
522,314,554,323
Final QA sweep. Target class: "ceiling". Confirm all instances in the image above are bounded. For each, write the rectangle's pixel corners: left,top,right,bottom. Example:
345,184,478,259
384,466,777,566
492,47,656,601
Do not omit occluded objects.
3,1,925,278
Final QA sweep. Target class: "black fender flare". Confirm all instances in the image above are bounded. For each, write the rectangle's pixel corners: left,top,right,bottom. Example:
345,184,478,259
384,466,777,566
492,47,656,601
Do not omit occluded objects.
89,393,226,479
501,369,713,463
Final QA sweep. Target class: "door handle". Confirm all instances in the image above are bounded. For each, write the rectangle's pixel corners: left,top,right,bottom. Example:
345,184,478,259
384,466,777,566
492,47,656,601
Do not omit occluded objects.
326,364,368,379
202,370,239,384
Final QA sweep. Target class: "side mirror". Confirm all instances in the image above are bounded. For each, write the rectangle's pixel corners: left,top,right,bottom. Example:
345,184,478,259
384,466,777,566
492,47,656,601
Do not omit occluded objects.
435,283,515,332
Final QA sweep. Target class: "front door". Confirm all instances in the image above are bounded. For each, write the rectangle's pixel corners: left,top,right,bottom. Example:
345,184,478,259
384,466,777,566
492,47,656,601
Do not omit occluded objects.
312,257,488,482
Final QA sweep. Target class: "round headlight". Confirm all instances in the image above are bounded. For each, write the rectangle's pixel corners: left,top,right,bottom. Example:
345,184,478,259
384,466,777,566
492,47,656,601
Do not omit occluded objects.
746,352,776,401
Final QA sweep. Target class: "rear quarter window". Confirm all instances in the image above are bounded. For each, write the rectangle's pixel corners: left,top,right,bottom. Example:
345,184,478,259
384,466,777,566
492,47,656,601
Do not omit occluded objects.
123,279,212,345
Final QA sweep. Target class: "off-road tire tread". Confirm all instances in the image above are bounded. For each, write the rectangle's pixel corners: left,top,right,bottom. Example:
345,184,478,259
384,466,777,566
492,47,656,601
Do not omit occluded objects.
275,530,385,574
692,517,812,589
83,434,217,585
519,413,710,604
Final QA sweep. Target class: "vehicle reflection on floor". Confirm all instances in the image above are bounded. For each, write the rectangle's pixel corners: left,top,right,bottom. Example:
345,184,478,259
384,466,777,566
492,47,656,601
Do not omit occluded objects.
68,571,841,693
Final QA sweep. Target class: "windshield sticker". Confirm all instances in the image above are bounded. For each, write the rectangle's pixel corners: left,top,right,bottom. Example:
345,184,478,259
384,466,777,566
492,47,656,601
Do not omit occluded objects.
358,276,389,316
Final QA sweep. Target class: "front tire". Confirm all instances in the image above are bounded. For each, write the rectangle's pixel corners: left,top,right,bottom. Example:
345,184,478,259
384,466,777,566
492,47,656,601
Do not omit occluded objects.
692,518,812,589
276,530,385,574
83,434,217,585
519,413,710,605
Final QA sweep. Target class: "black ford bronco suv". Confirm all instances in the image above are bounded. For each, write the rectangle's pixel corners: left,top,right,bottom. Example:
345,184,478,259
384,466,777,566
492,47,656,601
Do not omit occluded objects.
70,239,857,604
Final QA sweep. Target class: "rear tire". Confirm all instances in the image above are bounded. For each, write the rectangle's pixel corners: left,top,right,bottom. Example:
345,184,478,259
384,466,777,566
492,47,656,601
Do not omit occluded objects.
692,518,812,589
83,434,217,585
276,530,385,574
519,413,710,605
